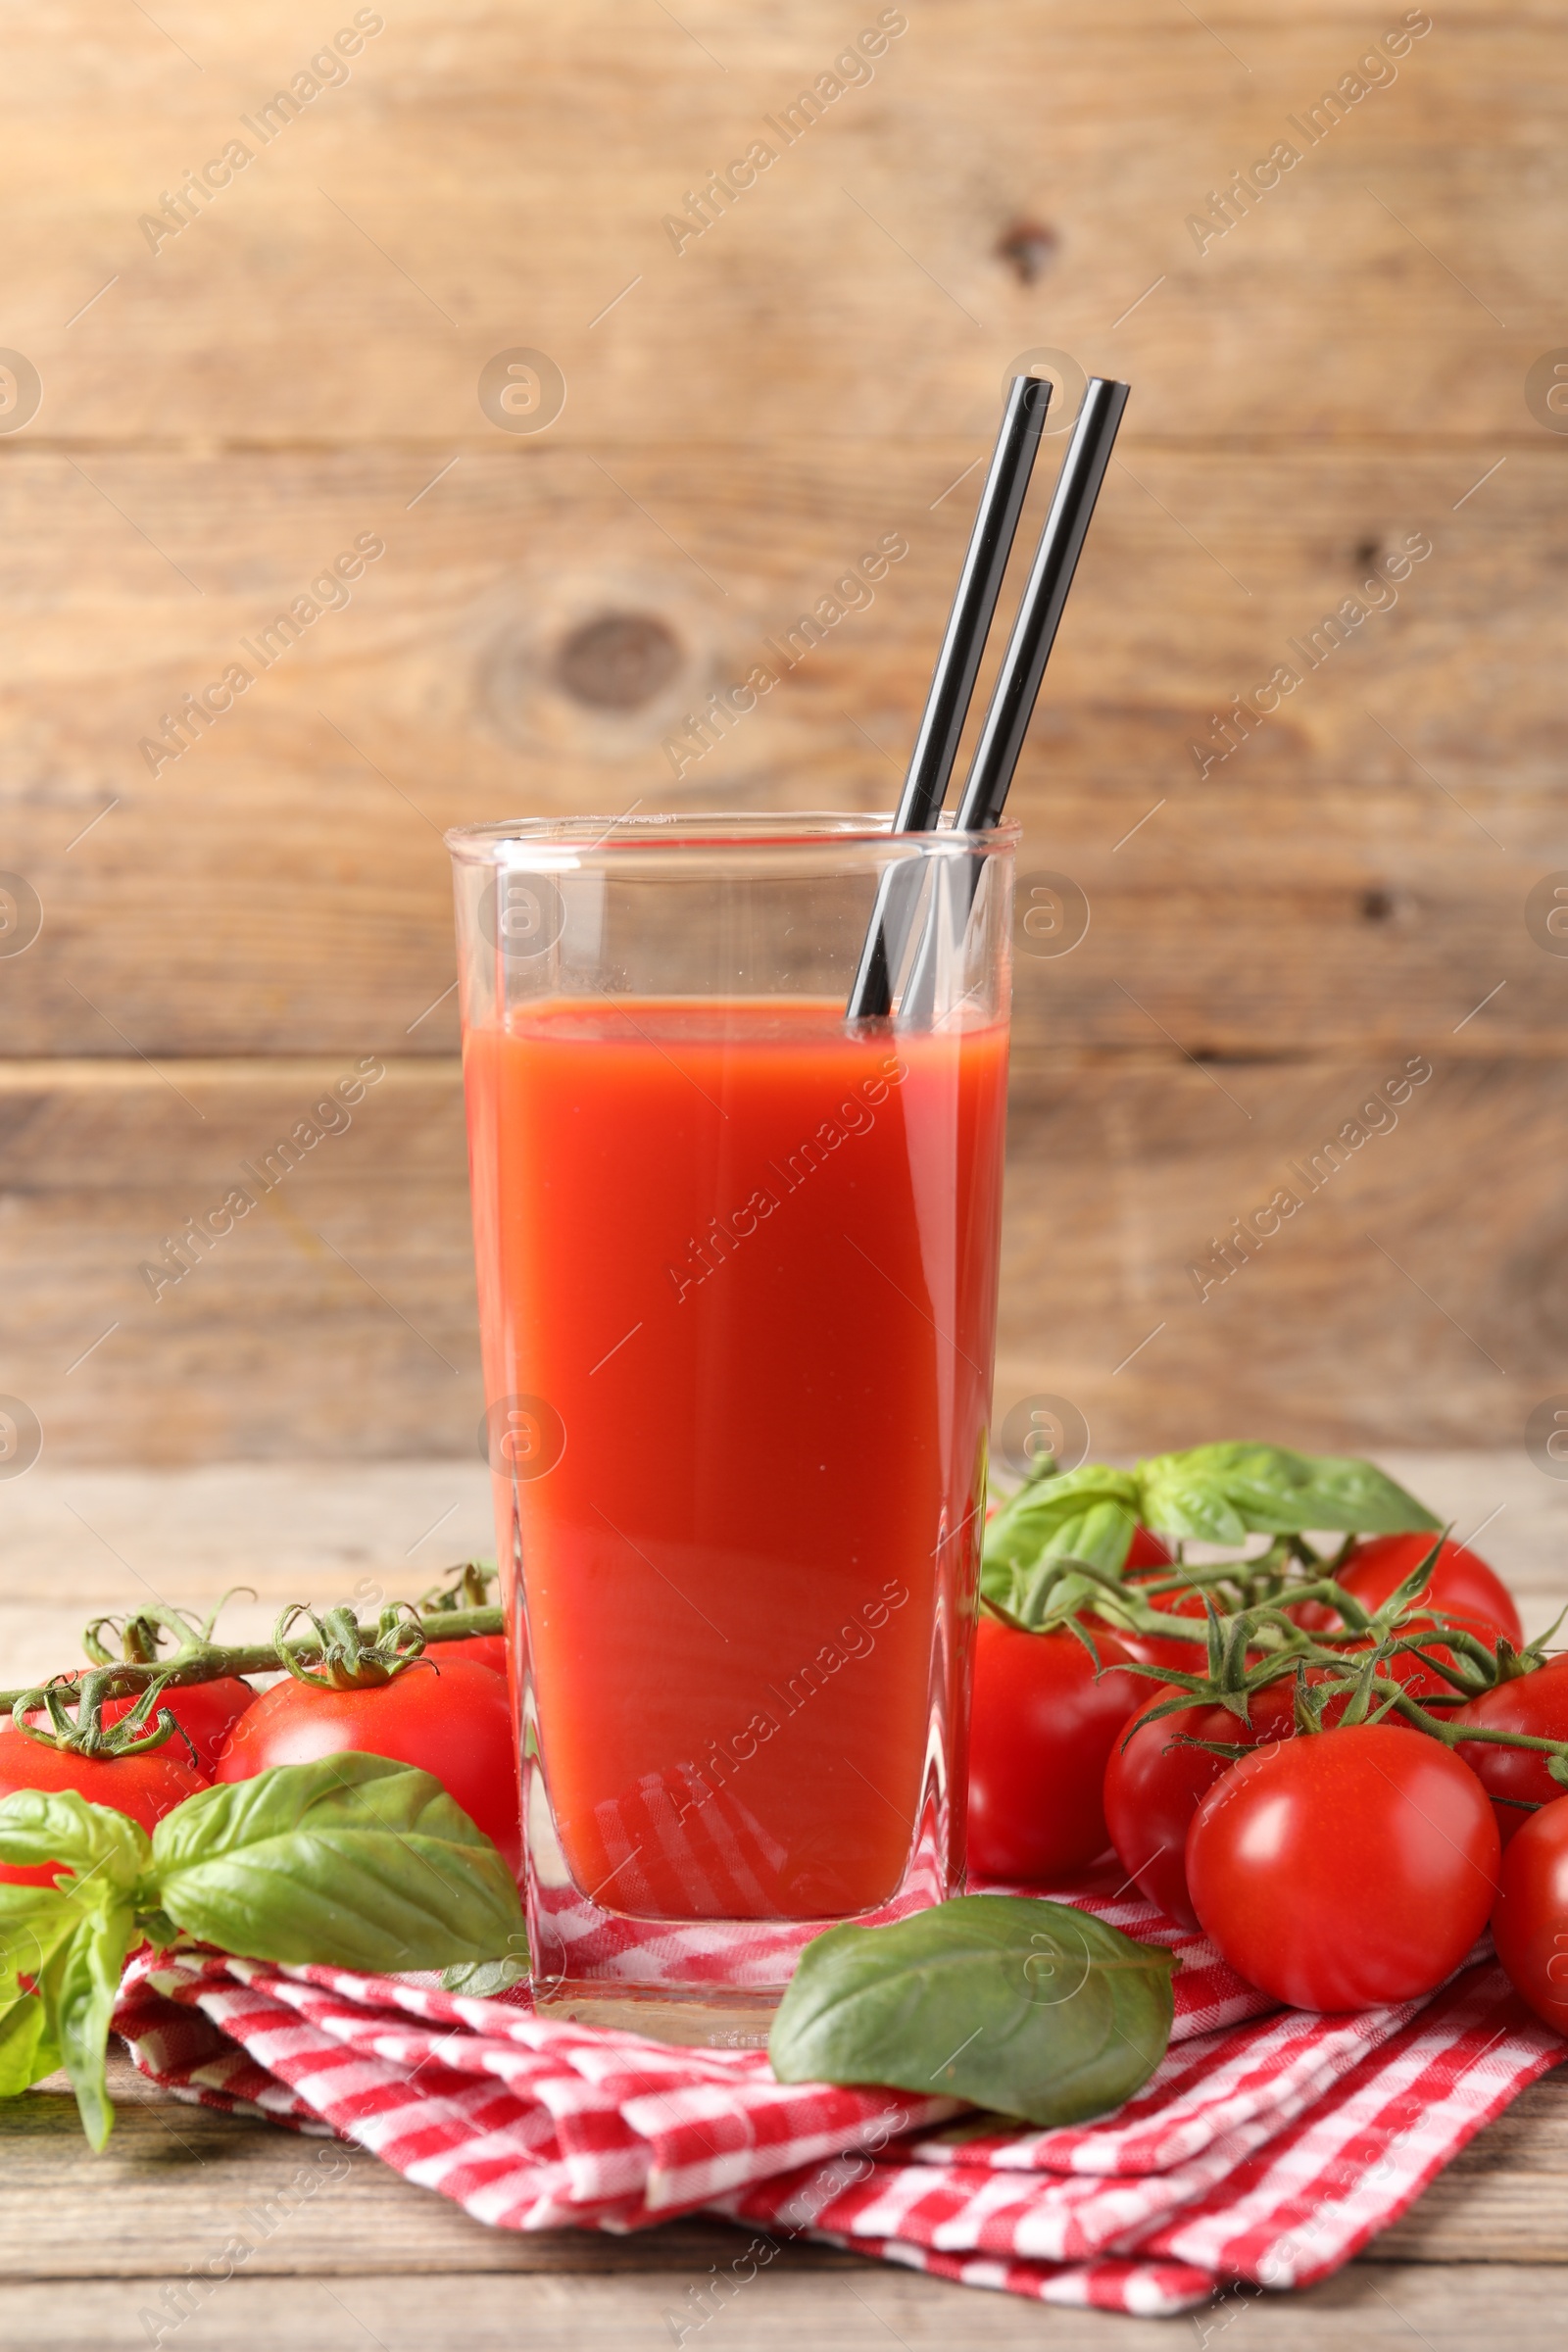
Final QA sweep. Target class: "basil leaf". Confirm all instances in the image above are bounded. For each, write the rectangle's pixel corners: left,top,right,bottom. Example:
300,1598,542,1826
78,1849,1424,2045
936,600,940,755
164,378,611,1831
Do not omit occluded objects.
0,1884,77,1995
0,1790,152,1891
981,1467,1142,1622
152,1756,526,1973
1138,1444,1441,1544
0,1886,75,2096
769,1895,1175,2129
0,1982,61,2097
50,1891,137,2151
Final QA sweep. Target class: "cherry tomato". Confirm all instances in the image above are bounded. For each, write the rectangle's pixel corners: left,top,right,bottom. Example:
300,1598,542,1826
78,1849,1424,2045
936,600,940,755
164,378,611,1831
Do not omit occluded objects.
28,1671,257,1782
423,1634,508,1677
103,1678,257,1776
1294,1535,1523,1649
967,1616,1145,1882
1492,1794,1568,2034
1454,1656,1568,1847
215,1658,520,1872
1187,1723,1498,2010
0,1727,205,1888
1104,1679,1311,1930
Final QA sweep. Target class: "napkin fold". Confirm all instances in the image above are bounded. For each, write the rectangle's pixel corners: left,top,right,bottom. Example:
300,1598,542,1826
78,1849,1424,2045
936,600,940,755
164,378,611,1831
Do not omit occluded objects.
112,1885,1563,2319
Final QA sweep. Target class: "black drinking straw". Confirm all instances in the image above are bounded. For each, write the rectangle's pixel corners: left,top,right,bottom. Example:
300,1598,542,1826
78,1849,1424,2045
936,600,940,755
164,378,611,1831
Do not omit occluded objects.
898,376,1130,1021
846,372,1053,1021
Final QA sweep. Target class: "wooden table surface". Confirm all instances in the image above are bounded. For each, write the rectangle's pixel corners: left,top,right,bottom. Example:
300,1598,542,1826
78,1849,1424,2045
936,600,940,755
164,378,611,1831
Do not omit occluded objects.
3,1452,1566,2348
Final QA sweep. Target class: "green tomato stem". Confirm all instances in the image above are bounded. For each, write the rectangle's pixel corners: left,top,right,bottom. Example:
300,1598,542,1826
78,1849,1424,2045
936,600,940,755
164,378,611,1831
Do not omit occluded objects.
0,1604,505,1727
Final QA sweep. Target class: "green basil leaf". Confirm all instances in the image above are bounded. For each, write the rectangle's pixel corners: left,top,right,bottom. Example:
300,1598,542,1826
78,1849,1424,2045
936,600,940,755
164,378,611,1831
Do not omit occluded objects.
50,1891,137,2152
1137,1444,1442,1543
981,1467,1142,1611
0,1790,152,1891
151,1756,526,1974
0,1981,61,2097
769,1895,1175,2129
0,1886,76,2096
0,1885,77,1995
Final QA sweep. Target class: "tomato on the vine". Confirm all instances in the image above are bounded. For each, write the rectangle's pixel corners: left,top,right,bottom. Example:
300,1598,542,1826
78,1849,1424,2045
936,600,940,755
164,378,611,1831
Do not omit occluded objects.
1491,1794,1568,2034
1186,1723,1498,2010
1342,1609,1510,1707
967,1615,1145,1882
30,1672,257,1782
1104,1679,1326,1930
1112,1531,1233,1677
0,1727,204,1887
1454,1656,1568,1846
103,1678,256,1776
1113,1587,1215,1677
215,1657,520,1871
1295,1535,1523,1649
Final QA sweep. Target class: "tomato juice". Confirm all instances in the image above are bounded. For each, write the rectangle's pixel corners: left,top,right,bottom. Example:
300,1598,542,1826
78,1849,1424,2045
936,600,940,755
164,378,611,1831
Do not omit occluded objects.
464,999,1008,1924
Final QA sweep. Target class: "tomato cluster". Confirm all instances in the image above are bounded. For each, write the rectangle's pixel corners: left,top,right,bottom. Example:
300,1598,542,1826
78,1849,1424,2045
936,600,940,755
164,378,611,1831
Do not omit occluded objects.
1,1635,515,1887
969,1529,1568,2023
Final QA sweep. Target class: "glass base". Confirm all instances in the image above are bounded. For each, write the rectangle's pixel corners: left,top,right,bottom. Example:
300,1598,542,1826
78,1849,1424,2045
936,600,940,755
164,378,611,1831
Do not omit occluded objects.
522,1766,956,2024
530,1977,786,2049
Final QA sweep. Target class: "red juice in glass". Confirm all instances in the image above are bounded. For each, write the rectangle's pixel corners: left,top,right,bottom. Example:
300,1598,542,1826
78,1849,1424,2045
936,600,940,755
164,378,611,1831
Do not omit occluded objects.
450,816,1015,2030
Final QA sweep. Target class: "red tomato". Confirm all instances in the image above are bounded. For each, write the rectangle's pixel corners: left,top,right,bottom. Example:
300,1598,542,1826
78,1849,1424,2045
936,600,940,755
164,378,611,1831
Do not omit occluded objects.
423,1634,508,1677
1187,1723,1498,2010
1295,1535,1523,1649
28,1671,257,1782
967,1616,1145,1882
1125,1527,1173,1572
1454,1656,1568,1847
103,1678,257,1777
215,1659,520,1872
0,1726,205,1887
1492,1794,1568,2034
1104,1679,1311,1930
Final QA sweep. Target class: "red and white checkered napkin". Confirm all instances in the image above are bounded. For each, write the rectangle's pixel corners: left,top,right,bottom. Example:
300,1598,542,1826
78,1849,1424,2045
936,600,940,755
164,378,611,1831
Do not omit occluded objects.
112,1886,1564,2321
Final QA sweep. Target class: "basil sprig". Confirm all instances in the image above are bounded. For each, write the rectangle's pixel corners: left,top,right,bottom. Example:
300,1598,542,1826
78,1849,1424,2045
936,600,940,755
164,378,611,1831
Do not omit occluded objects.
769,1896,1176,2129
0,1756,526,2149
982,1443,1440,1627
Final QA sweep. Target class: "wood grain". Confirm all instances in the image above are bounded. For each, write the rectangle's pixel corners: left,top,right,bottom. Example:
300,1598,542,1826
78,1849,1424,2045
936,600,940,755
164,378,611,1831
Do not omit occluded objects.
1,2064,852,2278
0,1060,480,1465
1370,2071,1568,2262
1,446,1564,1062
4,1448,1563,1696
6,2073,1568,2347
7,2265,1568,2352
0,0,1560,1446
2,3,1559,445
995,1051,1568,1454
3,1054,1564,1460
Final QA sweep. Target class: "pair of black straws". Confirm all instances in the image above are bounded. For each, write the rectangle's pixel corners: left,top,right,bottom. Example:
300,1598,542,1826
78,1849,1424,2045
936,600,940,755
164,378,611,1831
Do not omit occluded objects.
848,369,1130,1020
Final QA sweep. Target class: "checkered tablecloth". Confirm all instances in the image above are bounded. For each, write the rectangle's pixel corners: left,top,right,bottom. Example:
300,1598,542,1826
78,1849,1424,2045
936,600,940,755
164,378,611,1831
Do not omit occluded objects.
112,1883,1563,2320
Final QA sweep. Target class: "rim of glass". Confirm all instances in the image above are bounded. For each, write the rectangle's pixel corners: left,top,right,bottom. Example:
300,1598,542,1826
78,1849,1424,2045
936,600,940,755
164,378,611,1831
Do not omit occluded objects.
446,810,1022,863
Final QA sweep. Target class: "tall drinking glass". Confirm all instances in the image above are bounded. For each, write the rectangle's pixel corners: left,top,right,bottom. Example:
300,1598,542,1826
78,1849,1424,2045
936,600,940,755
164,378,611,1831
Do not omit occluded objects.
449,813,1016,2042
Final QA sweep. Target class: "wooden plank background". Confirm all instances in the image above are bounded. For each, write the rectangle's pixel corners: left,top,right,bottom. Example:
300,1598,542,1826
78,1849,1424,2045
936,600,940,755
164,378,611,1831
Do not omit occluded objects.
1,0,1564,1463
